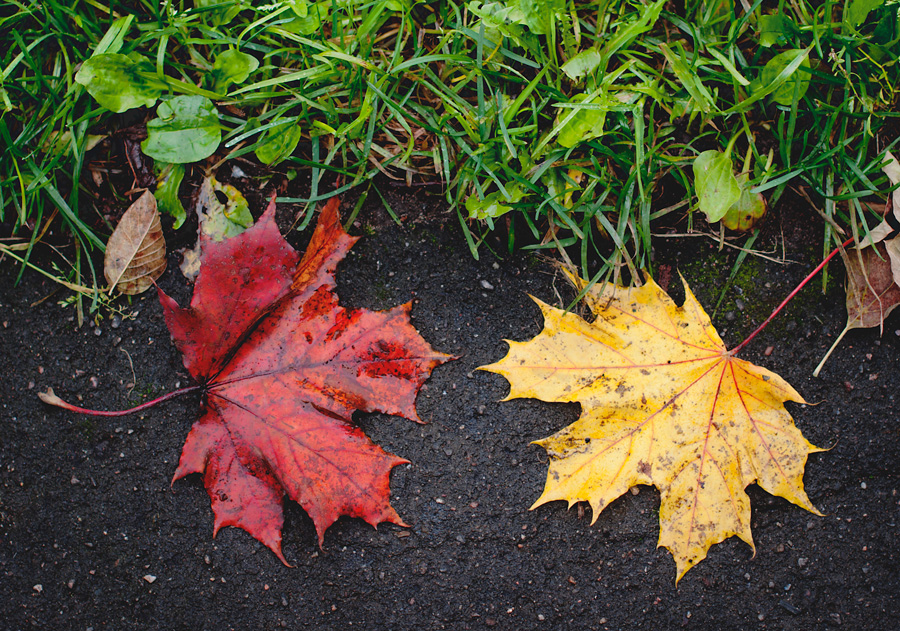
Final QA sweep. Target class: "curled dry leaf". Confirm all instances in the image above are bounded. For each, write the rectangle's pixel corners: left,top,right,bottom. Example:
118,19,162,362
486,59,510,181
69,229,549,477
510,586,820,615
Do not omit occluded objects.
844,243,900,329
815,242,900,376
481,271,822,582
104,190,167,295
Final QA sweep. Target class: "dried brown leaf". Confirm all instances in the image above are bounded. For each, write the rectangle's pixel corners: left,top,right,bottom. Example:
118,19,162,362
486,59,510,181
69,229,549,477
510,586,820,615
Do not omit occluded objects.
104,191,167,295
844,243,900,330
815,242,900,375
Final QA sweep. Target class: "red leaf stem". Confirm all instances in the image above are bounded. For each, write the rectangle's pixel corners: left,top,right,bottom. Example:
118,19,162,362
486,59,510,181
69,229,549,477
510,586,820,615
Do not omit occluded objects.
38,385,203,417
730,236,854,356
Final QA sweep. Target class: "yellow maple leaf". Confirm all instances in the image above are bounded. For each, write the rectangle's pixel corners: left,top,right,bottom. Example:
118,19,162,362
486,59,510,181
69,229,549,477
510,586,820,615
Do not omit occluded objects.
480,272,823,581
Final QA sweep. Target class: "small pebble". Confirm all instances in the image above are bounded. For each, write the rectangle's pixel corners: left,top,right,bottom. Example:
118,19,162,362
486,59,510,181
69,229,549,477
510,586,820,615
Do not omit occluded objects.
735,298,745,311
725,311,736,321
480,280,494,290
32,585,42,593
779,600,800,615
861,482,867,489
798,557,808,568
764,346,774,356
143,575,157,583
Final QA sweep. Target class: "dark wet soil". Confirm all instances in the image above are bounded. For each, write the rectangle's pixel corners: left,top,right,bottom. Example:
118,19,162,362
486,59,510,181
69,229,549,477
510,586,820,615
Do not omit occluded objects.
2,189,899,630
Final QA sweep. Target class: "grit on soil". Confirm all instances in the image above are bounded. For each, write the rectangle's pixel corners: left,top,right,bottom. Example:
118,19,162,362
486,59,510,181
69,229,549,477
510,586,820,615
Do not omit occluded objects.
1,191,899,630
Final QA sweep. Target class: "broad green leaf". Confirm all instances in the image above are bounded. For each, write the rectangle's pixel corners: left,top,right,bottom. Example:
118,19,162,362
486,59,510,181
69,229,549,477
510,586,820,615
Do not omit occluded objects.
761,49,811,106
514,0,565,35
849,0,885,27
693,150,741,223
212,50,259,92
561,48,603,81
721,174,767,231
154,162,187,229
75,54,161,113
255,120,304,166
556,93,616,148
467,0,564,36
722,47,810,114
872,8,897,43
279,1,329,34
142,96,221,164
287,0,310,17
466,183,525,219
467,1,534,52
757,14,795,47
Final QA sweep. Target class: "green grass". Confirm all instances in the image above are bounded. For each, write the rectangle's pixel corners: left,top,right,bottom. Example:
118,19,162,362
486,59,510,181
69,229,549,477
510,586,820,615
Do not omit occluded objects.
2,0,899,308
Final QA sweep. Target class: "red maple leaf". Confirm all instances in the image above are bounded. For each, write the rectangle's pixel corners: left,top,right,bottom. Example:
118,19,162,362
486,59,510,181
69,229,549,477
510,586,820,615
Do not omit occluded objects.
155,196,451,564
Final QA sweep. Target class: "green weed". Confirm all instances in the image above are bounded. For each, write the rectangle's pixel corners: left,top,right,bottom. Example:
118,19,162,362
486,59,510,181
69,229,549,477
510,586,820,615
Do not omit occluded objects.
2,0,898,301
